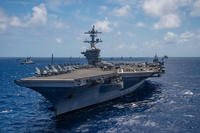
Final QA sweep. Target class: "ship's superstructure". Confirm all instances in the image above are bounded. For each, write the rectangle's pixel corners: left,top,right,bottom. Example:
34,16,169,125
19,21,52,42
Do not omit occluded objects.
81,25,102,65
21,57,34,64
15,26,165,116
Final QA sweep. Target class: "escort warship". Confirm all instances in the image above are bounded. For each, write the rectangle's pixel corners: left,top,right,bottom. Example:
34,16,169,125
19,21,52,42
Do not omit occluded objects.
15,26,165,116
20,57,34,64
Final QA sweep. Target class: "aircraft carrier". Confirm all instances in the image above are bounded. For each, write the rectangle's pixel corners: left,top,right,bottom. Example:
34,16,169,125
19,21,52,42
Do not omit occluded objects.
15,26,165,116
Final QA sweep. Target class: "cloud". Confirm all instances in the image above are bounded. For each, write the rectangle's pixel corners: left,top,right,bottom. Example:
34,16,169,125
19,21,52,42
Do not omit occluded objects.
0,10,25,31
46,0,71,12
28,3,47,25
108,0,140,6
9,16,24,27
142,0,191,29
127,32,135,37
117,31,121,36
47,0,64,10
98,5,108,15
164,31,194,44
143,0,178,17
56,37,62,44
115,43,138,51
0,10,7,31
179,32,194,42
54,20,69,29
94,18,112,32
143,31,196,50
190,0,200,16
129,44,138,49
117,44,125,49
154,14,181,29
144,40,161,48
0,3,47,32
99,5,107,12
136,22,145,28
112,5,131,16
164,32,178,42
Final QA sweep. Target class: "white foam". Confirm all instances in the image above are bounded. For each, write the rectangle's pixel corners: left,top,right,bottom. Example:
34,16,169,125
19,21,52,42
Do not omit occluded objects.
184,114,194,118
105,128,118,133
134,115,146,119
1,109,13,113
16,93,22,96
114,115,147,127
76,124,91,133
131,103,137,108
122,119,141,126
184,90,194,95
81,128,89,133
169,100,175,104
173,84,183,87
113,104,124,109
144,120,157,127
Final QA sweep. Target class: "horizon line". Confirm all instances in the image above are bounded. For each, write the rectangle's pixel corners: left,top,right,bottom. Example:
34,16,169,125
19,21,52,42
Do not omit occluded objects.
0,56,200,58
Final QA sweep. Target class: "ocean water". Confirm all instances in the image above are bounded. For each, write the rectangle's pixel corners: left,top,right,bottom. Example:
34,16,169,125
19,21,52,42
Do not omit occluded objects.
0,57,200,133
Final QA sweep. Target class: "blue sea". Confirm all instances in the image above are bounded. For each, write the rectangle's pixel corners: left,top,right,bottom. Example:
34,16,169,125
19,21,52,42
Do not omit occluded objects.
0,57,200,133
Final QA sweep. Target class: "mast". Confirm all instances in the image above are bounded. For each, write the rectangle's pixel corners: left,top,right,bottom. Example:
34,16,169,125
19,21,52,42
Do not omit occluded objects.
51,53,54,65
81,25,102,65
83,25,102,49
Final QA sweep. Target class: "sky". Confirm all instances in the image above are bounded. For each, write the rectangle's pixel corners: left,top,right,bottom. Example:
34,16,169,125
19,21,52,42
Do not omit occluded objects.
0,0,200,57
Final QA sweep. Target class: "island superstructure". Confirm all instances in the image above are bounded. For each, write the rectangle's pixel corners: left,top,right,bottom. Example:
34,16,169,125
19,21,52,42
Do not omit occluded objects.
81,25,102,65
15,26,165,116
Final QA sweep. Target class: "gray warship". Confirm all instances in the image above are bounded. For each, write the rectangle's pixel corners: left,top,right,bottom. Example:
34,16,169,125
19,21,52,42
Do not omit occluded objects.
15,26,165,116
20,57,34,64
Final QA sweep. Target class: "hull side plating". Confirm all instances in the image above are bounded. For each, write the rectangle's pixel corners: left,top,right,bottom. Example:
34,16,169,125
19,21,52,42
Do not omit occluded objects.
30,78,145,116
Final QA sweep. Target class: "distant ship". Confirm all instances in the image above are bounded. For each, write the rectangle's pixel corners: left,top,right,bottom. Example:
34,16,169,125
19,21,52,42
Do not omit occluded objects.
15,26,165,116
164,55,168,59
20,57,34,64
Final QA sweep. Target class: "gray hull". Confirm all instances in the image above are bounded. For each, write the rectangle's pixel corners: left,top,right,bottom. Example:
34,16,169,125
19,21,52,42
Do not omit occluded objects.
30,77,145,116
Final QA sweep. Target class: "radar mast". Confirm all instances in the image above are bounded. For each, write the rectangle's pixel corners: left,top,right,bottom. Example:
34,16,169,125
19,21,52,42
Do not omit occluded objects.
81,25,102,65
84,25,102,49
